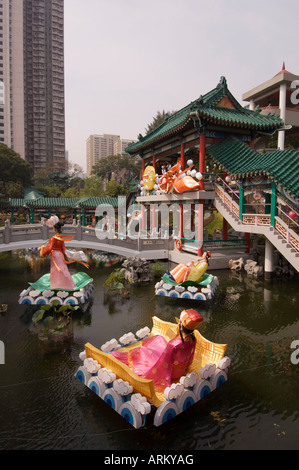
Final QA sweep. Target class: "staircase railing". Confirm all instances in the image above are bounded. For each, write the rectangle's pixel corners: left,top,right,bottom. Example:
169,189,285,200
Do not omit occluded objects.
214,181,299,254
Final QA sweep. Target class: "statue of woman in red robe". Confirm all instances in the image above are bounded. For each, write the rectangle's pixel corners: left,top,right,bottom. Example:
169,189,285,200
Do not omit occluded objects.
38,215,89,290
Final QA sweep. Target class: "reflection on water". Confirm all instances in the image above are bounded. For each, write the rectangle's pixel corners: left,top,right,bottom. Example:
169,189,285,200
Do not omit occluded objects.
0,251,298,450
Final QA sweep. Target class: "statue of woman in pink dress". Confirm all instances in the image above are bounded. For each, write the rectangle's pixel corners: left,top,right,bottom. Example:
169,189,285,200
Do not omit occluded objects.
38,215,89,290
112,309,203,391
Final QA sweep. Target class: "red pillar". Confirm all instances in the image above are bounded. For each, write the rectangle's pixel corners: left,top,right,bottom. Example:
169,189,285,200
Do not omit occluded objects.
180,142,185,171
197,132,205,257
142,159,145,176
153,153,157,172
199,133,205,190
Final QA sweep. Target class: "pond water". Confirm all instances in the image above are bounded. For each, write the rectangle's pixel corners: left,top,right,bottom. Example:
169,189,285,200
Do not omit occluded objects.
0,250,298,451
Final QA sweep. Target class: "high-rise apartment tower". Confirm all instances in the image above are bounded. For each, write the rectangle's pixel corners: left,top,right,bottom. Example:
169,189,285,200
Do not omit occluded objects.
1,0,66,173
86,134,137,176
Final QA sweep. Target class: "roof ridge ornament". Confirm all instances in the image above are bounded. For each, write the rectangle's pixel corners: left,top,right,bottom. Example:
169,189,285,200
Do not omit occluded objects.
196,95,204,106
253,105,261,114
217,76,227,90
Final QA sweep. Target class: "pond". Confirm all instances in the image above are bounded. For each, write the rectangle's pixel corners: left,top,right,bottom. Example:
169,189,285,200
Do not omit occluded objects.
0,250,298,451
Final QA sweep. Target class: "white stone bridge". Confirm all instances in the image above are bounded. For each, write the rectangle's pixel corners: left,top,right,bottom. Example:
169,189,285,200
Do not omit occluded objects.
0,220,172,260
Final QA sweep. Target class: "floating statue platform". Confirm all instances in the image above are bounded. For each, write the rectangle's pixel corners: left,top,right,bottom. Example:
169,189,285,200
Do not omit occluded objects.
155,272,219,301
75,314,230,429
155,251,218,301
19,272,94,306
19,215,93,306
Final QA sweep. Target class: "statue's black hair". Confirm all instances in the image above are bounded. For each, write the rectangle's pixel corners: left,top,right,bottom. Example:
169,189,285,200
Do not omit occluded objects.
54,221,64,234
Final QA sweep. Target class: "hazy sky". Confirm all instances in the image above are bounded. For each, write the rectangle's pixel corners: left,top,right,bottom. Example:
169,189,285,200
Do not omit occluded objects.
64,0,299,171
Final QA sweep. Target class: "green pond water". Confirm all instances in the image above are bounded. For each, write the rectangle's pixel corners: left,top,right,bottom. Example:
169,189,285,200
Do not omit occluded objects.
0,251,298,450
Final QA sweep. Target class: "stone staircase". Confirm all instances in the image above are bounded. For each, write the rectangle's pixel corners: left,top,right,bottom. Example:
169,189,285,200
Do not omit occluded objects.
213,188,299,273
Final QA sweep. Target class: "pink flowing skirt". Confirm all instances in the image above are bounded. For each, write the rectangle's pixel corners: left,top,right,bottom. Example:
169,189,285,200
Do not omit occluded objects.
112,335,196,390
50,250,76,290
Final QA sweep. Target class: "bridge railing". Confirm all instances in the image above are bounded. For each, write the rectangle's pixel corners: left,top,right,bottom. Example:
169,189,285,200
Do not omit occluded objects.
0,221,172,254
0,221,46,245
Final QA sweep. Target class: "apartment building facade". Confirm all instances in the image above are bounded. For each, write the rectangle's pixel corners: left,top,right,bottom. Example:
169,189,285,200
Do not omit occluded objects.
86,134,136,176
1,0,66,173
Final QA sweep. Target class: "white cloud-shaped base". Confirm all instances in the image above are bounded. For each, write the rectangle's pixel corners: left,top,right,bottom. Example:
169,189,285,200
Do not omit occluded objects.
113,378,133,396
179,372,199,388
98,367,116,384
200,363,216,379
164,382,184,400
131,393,151,415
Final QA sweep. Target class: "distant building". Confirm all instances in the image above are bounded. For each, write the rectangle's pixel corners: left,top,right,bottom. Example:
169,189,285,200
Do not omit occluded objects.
242,63,299,151
86,134,136,176
114,138,137,155
1,0,66,174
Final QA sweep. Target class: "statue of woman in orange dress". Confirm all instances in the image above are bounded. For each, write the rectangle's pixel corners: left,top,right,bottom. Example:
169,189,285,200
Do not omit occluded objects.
38,215,89,290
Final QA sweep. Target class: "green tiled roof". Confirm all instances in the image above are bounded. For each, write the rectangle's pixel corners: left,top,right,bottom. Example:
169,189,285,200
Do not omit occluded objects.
0,197,120,209
207,137,299,200
7,199,28,207
126,76,284,154
77,197,119,208
261,149,299,200
28,198,80,208
198,105,282,129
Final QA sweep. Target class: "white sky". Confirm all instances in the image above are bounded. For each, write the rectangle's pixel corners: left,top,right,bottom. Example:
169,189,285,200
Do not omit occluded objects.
64,0,299,172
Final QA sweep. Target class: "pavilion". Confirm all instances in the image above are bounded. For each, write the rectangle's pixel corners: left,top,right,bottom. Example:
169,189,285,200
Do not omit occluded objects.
125,76,292,256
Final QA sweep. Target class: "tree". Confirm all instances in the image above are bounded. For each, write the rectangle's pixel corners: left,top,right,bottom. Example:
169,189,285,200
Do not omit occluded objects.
92,154,142,186
145,110,177,135
0,181,24,198
105,178,127,197
33,161,85,198
0,144,33,194
81,175,104,197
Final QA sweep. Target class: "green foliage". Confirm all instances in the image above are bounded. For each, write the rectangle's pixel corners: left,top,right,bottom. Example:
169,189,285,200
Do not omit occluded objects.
81,175,104,197
0,181,24,198
103,268,126,291
0,144,33,196
33,162,85,198
151,261,166,278
206,211,223,237
60,186,81,198
105,178,127,197
32,300,79,335
92,154,142,187
145,110,177,135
